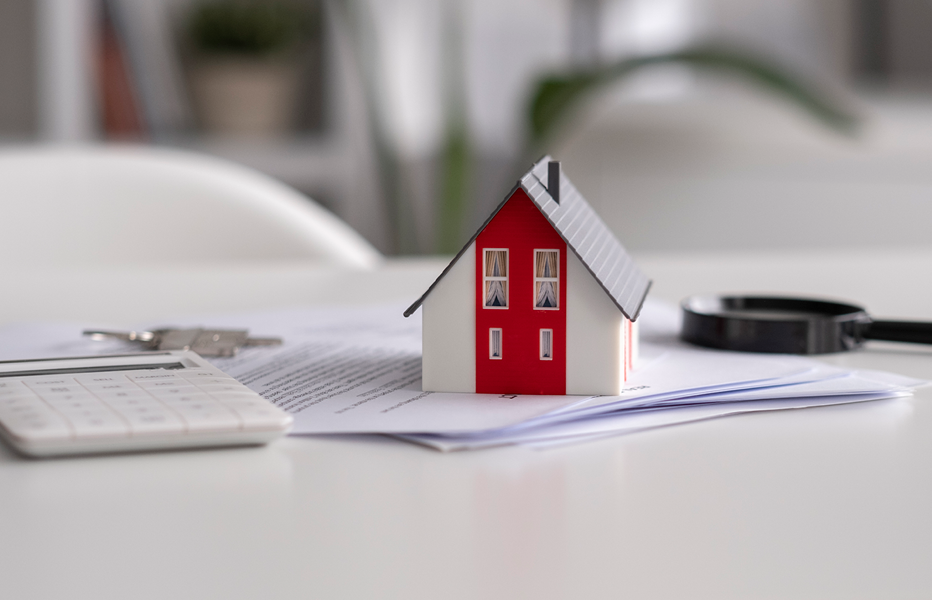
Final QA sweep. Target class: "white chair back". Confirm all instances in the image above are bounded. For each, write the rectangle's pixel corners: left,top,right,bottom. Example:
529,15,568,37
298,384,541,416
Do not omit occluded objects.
0,146,382,268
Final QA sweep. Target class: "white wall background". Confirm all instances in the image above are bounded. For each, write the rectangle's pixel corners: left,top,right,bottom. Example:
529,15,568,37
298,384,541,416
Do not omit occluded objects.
31,0,932,255
361,0,932,255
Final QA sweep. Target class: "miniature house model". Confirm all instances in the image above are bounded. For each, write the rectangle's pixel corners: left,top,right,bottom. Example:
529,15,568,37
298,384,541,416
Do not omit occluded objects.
404,156,651,396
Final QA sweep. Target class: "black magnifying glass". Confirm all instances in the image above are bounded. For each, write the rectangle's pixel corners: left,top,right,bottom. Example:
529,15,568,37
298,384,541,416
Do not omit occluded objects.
681,295,932,354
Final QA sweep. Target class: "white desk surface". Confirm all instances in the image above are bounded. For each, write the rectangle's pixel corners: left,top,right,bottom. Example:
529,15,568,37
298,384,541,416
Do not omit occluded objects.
3,249,932,600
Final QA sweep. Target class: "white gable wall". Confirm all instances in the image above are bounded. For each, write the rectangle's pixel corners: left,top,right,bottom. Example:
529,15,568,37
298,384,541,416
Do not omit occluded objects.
566,251,626,395
421,241,476,393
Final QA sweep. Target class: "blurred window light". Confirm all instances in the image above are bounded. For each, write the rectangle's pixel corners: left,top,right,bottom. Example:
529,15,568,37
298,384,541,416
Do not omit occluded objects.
700,0,837,79
365,0,444,159
601,0,696,57
464,0,568,153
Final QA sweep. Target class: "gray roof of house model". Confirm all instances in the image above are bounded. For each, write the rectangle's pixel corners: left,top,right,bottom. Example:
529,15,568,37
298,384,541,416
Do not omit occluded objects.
403,155,651,320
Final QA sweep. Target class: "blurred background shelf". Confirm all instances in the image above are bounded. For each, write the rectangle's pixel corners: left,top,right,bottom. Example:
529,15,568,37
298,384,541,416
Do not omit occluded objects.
5,0,932,257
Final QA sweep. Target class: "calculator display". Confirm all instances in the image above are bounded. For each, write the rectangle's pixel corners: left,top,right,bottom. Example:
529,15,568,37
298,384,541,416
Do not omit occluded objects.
0,363,185,379
0,353,189,379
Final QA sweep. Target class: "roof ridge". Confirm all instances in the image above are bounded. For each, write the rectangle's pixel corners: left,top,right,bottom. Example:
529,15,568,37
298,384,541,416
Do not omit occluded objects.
403,157,650,320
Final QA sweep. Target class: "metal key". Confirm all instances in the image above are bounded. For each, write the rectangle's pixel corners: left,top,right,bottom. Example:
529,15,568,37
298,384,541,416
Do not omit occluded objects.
83,328,282,357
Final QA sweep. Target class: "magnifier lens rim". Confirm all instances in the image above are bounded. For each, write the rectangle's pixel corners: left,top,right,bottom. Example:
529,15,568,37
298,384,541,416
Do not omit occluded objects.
680,295,871,354
685,295,866,320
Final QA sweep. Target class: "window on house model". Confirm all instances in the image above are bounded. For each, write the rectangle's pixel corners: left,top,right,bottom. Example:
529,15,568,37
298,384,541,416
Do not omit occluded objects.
534,250,559,309
484,249,508,308
540,329,553,360
489,328,503,359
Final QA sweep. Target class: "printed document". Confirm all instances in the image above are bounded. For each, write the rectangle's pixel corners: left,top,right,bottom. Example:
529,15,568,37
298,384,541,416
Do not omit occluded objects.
0,300,923,448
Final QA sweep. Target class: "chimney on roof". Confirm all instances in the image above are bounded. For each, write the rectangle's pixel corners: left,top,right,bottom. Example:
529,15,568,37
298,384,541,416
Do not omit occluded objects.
548,161,561,204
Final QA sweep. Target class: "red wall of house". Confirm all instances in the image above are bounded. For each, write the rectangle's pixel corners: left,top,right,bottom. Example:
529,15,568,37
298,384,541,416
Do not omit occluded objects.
475,189,567,395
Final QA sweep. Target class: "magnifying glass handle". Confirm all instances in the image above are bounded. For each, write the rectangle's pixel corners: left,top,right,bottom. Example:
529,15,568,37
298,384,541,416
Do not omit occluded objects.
864,320,932,345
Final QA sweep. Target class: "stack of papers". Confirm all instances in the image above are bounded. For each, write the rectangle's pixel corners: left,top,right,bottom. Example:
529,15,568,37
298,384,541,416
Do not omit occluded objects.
0,300,924,451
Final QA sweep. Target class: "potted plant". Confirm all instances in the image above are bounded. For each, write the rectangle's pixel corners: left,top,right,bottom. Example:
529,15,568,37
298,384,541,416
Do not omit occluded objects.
187,0,316,136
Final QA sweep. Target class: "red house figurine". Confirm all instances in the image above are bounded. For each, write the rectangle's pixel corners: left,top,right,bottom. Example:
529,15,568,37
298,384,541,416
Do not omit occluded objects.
404,156,651,396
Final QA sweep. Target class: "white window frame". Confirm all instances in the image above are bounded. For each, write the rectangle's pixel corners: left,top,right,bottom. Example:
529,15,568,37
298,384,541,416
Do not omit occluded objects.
539,329,553,360
533,249,560,310
489,328,503,360
483,248,509,309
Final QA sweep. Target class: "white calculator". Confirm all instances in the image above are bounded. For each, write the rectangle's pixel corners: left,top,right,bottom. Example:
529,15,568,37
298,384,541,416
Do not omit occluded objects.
0,351,292,457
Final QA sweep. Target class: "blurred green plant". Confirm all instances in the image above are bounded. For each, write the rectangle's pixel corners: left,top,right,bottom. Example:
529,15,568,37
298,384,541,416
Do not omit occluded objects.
432,45,860,255
525,46,859,155
189,0,317,57
435,0,471,254
338,0,861,255
436,123,472,253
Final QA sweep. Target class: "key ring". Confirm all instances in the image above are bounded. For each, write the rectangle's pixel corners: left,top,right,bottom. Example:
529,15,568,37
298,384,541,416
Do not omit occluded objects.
84,330,158,344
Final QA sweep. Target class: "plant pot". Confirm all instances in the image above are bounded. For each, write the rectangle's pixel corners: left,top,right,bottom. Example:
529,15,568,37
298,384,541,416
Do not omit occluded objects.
190,56,300,136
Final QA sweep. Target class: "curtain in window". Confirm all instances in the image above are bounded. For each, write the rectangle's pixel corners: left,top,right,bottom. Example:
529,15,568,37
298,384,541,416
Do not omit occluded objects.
486,250,507,277
535,251,556,278
485,250,507,307
486,281,507,306
540,329,552,359
490,329,502,358
535,282,556,307
535,251,558,308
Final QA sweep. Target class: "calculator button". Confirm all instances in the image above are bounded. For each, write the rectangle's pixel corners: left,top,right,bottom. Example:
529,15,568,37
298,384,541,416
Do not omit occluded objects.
91,387,149,399
143,385,200,399
58,401,109,413
99,395,155,409
177,369,232,378
32,385,94,398
216,397,274,409
213,395,274,407
1,410,72,441
118,406,185,435
80,382,138,393
178,373,236,385
126,373,181,382
157,397,219,412
171,400,241,432
191,379,244,389
0,395,39,410
0,381,31,394
133,379,196,390
68,411,129,439
23,377,74,387
35,389,95,400
222,402,291,431
39,394,101,408
210,394,262,406
197,383,255,396
155,392,213,405
42,398,106,416
0,400,51,419
210,394,264,406
53,405,115,421
28,384,87,396
0,386,36,399
73,374,129,385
